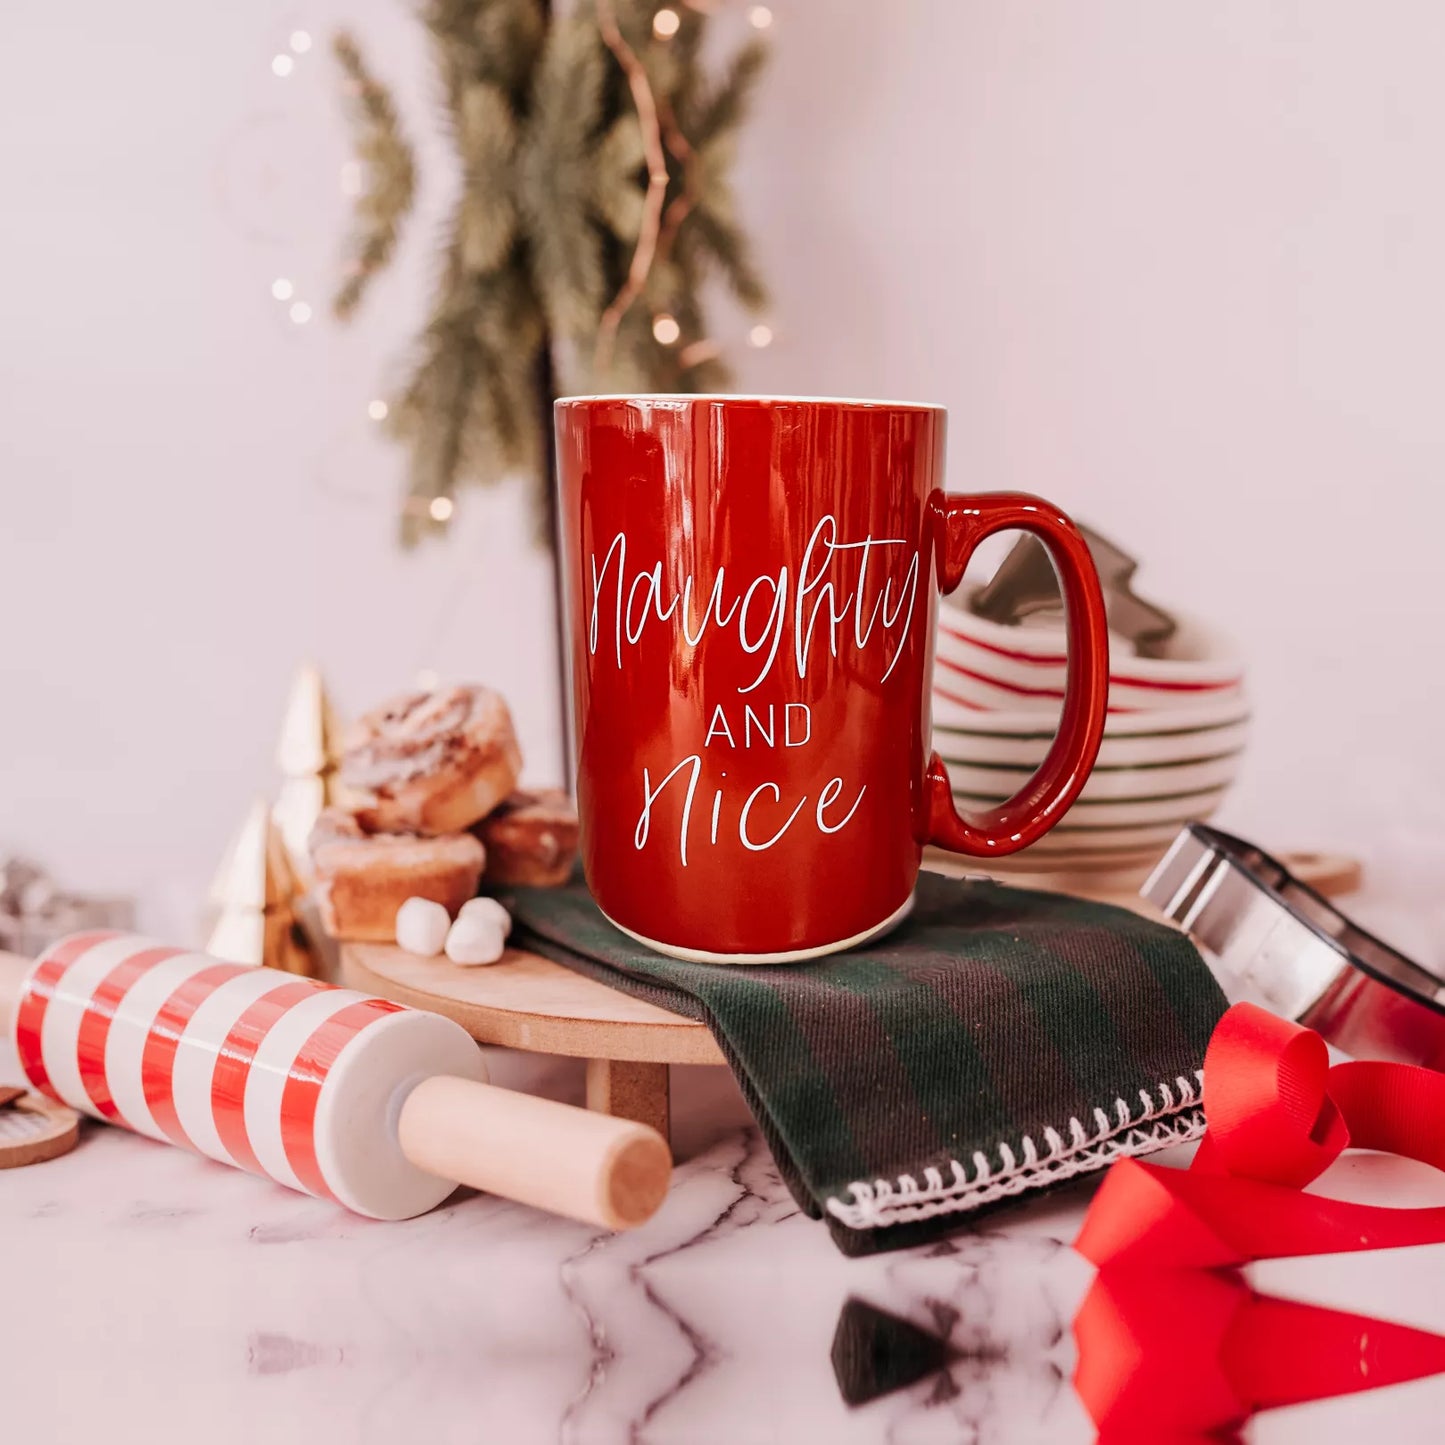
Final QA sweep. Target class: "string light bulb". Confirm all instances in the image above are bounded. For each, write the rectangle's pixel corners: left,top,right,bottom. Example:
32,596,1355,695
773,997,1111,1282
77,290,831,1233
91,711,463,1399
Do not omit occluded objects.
289,301,312,325
652,7,681,38
289,30,312,53
367,399,389,421
747,322,774,349
747,5,774,29
271,278,294,301
429,497,454,522
271,54,294,78
652,313,681,345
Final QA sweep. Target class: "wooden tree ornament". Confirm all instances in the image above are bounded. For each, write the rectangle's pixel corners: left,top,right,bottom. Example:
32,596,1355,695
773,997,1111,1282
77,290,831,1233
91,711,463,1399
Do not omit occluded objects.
205,799,317,976
271,661,346,882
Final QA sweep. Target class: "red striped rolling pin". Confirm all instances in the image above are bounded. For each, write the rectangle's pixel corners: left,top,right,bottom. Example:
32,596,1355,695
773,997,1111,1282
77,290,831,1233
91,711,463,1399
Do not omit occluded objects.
0,932,670,1229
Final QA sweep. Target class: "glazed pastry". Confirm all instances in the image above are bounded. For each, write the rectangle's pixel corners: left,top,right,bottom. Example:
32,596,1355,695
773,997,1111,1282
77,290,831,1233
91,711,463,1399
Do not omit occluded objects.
475,788,579,888
309,809,484,942
339,685,523,835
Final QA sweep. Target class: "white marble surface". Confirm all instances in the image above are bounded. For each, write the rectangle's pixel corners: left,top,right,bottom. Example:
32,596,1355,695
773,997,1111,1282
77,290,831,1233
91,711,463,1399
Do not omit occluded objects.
6,1026,1445,1445
7,875,1445,1442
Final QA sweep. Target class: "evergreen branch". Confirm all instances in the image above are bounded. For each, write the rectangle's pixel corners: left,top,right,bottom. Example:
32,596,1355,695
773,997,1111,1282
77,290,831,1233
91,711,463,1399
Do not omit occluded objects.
591,117,647,240
473,0,547,101
421,0,544,106
331,32,418,321
341,2,768,543
456,82,520,273
687,36,768,147
683,197,768,311
517,16,613,339
391,260,489,545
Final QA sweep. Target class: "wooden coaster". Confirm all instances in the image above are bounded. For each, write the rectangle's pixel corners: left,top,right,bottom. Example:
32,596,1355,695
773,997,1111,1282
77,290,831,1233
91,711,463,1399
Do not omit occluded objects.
0,1089,80,1169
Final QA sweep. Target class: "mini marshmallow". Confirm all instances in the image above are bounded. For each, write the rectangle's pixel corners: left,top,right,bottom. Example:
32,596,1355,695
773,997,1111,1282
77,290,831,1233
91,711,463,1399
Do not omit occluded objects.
458,896,512,938
395,896,451,957
445,909,508,966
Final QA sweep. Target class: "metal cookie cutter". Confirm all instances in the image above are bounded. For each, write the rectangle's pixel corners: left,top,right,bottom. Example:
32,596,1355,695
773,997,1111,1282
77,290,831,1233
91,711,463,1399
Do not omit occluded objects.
1143,823,1445,1068
969,523,1178,657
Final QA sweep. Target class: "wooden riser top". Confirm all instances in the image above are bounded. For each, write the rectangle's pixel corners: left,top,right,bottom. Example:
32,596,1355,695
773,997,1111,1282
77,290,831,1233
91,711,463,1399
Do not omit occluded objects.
340,942,725,1066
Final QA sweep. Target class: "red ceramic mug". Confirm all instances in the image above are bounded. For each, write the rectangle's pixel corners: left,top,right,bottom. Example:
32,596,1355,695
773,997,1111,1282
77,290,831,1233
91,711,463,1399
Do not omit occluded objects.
555,395,1109,963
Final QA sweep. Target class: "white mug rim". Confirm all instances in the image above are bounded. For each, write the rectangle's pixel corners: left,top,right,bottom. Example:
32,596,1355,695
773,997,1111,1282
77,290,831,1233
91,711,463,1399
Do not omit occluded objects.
555,393,946,411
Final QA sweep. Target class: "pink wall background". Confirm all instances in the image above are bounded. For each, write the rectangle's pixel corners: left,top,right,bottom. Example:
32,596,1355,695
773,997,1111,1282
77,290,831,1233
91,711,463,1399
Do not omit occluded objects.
4,1,1443,937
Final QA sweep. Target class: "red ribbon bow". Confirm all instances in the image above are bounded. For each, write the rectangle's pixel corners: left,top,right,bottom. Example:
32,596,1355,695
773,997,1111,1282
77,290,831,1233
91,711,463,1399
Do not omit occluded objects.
1077,1000,1445,1268
1073,1001,1445,1435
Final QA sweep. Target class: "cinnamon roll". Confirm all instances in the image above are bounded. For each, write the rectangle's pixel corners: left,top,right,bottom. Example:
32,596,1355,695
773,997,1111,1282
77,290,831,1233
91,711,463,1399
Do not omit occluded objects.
475,788,579,888
339,685,523,835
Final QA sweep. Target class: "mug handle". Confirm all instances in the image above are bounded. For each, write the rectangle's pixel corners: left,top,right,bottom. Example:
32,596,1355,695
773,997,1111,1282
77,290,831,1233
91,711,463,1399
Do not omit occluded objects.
925,491,1110,857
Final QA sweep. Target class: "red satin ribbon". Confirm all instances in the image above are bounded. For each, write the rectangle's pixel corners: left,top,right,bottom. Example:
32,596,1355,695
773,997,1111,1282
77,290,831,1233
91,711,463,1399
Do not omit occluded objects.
1077,1000,1445,1269
1074,1266,1445,1438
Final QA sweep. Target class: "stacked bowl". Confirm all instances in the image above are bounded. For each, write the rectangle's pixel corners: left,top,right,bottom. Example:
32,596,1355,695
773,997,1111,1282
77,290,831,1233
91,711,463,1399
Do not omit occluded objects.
931,584,1248,875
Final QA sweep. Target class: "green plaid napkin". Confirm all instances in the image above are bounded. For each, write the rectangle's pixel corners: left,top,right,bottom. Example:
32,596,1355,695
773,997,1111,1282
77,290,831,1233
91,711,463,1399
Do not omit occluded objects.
504,871,1225,1253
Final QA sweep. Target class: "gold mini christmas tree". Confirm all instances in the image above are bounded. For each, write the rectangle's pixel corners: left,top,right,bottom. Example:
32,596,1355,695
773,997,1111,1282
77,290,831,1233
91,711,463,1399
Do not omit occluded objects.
206,798,317,975
271,662,346,882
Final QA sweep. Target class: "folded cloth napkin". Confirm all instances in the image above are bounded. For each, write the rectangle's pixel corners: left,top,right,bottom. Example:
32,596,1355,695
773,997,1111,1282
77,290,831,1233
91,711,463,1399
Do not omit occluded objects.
504,871,1226,1253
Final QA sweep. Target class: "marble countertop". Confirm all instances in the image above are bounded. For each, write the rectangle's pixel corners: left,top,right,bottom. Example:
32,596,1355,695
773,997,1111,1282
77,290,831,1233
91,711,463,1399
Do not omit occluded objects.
6,871,1445,1443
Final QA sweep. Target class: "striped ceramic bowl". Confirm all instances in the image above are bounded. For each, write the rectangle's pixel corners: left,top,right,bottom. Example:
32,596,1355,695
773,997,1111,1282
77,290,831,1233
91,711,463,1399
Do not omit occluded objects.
934,585,1244,715
931,696,1249,871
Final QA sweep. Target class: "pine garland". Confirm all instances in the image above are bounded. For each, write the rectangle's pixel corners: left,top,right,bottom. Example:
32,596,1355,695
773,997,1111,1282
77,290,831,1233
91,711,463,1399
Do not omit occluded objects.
330,33,418,322
332,0,769,544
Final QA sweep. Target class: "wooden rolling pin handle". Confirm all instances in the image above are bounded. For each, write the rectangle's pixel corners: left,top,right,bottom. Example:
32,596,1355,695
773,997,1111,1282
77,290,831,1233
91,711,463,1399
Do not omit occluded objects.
396,1074,672,1231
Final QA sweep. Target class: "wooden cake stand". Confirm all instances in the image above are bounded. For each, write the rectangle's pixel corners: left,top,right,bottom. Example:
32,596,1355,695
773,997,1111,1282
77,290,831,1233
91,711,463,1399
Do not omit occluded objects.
340,943,723,1143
